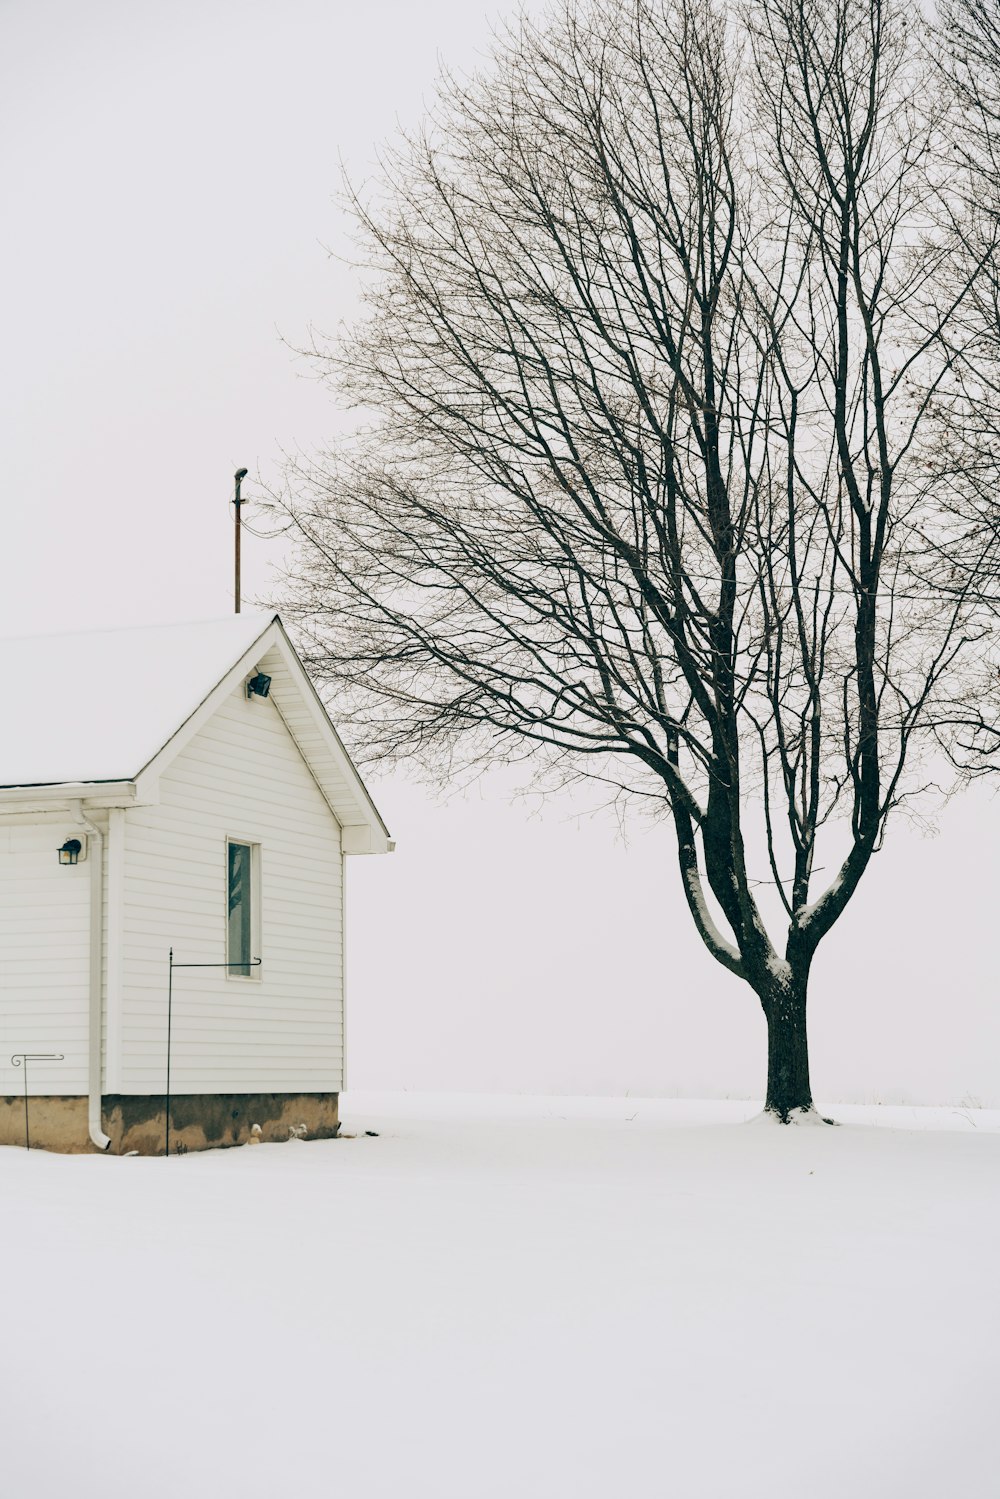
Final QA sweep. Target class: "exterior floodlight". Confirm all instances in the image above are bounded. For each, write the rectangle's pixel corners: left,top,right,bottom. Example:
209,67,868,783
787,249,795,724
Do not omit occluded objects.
58,838,82,866
247,672,271,699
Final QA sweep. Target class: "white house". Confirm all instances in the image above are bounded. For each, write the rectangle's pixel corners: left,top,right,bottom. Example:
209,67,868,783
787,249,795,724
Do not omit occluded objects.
0,612,391,1154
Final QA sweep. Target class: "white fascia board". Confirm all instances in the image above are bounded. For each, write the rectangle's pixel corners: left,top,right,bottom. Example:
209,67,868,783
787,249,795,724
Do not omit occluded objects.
266,626,391,848
0,809,77,826
0,780,139,811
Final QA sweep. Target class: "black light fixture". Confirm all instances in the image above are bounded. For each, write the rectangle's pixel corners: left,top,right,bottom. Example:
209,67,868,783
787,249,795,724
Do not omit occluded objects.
247,672,272,699
58,838,82,866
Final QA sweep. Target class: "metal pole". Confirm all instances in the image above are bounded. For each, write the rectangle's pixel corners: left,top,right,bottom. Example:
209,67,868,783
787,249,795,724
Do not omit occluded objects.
10,1055,64,1151
163,953,259,1158
166,948,173,1157
234,467,248,614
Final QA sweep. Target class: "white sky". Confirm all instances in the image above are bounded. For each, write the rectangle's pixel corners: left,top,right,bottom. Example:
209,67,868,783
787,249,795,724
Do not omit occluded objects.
2,0,997,1106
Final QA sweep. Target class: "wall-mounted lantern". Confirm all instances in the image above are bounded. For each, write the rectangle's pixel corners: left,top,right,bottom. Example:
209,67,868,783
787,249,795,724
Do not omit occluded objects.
246,672,272,699
58,838,82,866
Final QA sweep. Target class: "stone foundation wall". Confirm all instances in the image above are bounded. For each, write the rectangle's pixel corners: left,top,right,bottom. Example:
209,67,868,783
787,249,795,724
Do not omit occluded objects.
0,1092,340,1155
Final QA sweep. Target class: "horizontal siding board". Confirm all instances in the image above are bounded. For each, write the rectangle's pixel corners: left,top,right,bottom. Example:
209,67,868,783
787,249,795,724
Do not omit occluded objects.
124,1021,343,1040
119,983,341,1003
162,783,342,816
1,958,95,977
130,1047,343,1063
125,813,342,851
124,1006,343,1028
0,913,87,931
124,1041,343,1058
120,946,342,967
119,1016,343,1042
121,1081,342,1095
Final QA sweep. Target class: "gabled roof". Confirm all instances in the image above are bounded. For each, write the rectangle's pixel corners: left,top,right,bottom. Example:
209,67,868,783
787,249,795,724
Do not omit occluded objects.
0,613,390,851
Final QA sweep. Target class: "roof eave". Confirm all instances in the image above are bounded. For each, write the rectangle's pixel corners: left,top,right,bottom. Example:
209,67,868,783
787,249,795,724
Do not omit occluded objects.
262,625,391,848
0,780,139,809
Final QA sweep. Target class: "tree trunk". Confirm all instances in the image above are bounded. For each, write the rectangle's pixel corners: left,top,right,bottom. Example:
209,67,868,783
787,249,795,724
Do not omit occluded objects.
762,974,813,1121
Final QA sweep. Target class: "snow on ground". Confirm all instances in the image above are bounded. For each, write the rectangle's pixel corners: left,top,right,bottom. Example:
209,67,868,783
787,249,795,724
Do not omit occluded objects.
2,1093,998,1498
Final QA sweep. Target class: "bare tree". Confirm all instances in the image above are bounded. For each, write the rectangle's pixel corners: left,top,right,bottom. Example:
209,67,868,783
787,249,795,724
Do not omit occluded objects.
927,0,1000,763
276,0,988,1119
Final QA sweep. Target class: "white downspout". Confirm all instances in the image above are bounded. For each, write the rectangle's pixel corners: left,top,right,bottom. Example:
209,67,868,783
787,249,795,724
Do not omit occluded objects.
340,846,347,1097
73,801,112,1151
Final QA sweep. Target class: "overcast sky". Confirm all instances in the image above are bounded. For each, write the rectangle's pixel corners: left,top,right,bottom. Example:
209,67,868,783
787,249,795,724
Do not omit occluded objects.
3,0,997,1107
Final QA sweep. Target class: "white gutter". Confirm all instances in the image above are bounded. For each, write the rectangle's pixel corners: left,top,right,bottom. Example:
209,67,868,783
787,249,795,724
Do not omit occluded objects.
0,780,137,808
73,801,112,1151
341,846,348,1096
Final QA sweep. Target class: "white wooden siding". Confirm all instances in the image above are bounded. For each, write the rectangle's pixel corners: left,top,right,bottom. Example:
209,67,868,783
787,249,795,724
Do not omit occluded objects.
0,821,102,1095
118,681,344,1094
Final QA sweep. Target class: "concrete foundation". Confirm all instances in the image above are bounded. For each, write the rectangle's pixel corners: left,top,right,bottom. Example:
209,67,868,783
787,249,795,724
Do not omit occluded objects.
0,1092,340,1155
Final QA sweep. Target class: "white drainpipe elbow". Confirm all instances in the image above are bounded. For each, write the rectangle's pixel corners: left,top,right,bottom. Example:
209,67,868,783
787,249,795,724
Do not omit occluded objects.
73,801,112,1151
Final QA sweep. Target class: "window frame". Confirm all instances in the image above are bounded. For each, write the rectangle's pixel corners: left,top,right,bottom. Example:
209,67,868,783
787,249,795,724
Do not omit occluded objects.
224,836,262,981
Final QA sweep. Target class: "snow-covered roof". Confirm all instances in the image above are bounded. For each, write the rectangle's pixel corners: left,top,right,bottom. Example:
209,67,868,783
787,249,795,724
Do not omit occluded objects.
0,613,389,848
1,613,275,787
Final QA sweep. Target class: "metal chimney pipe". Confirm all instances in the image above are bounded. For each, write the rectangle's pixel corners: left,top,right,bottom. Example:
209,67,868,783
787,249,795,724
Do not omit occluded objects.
234,468,248,613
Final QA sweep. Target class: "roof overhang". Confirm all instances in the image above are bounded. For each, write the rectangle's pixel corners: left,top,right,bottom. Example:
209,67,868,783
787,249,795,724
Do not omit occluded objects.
0,781,140,813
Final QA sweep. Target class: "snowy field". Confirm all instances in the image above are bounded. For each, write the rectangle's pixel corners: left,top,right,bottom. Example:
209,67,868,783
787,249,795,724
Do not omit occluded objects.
2,1094,998,1499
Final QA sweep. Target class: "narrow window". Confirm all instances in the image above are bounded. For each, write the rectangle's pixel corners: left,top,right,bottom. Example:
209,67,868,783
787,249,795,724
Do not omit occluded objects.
227,840,256,977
